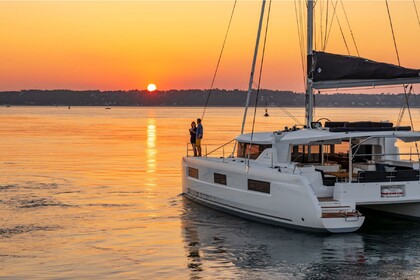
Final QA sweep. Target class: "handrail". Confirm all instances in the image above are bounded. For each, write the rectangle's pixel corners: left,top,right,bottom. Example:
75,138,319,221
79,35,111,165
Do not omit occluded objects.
204,139,236,157
186,143,196,157
352,153,420,157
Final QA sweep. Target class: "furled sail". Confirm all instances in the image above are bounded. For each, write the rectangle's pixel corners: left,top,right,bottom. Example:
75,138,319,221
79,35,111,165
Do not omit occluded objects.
309,51,420,89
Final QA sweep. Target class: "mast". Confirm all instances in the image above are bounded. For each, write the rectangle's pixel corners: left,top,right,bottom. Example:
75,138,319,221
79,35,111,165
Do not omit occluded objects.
240,0,266,135
305,0,314,128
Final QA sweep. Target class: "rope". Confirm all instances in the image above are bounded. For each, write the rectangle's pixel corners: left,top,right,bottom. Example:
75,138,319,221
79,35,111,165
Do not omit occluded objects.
404,85,420,158
247,0,272,164
323,0,330,51
334,3,350,55
412,86,420,161
396,85,420,160
294,0,306,86
340,0,360,56
396,85,408,127
386,0,416,145
201,0,237,120
280,106,304,126
414,0,420,28
319,0,324,50
313,1,317,50
324,0,338,51
405,85,415,129
385,0,401,66
203,139,236,157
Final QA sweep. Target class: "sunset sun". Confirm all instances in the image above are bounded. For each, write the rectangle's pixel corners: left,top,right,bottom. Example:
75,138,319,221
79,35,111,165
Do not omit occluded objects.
147,83,157,92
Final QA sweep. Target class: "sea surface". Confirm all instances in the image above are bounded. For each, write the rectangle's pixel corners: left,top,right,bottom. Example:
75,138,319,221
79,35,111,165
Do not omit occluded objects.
1,106,420,279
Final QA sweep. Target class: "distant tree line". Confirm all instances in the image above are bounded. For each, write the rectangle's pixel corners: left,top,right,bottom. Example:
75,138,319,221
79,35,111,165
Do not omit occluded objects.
0,89,419,108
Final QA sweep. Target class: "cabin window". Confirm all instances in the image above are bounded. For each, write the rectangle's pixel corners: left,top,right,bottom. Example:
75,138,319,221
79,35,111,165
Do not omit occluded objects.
237,142,272,159
214,173,227,185
334,141,349,154
248,179,270,194
322,142,350,170
188,167,199,179
291,145,322,163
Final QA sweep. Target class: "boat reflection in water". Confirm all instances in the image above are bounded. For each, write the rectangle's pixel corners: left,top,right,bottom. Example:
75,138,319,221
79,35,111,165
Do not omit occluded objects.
181,198,365,279
181,198,420,279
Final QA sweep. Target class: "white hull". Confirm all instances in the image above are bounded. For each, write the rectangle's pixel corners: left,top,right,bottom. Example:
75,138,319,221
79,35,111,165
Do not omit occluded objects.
182,141,420,233
182,156,365,233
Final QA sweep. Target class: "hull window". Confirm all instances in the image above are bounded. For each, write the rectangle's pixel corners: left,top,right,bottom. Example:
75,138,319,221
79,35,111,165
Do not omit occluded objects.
248,179,270,194
214,173,227,185
188,167,199,179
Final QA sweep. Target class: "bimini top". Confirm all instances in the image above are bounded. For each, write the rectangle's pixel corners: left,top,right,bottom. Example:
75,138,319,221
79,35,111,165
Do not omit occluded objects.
276,129,420,145
236,121,420,146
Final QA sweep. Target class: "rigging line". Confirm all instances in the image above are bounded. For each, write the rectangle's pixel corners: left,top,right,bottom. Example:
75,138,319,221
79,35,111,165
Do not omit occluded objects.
385,0,401,66
405,85,415,130
385,0,414,134
313,1,317,50
396,104,406,127
294,0,306,86
340,0,360,56
247,0,272,164
413,85,420,161
414,0,420,28
280,106,304,126
201,0,237,120
300,1,305,60
301,1,306,60
323,0,330,51
324,0,339,51
333,3,350,55
319,0,324,50
301,1,306,83
396,85,408,127
404,85,420,158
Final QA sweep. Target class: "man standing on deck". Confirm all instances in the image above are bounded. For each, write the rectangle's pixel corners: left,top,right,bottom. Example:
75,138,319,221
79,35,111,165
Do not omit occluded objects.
196,118,203,157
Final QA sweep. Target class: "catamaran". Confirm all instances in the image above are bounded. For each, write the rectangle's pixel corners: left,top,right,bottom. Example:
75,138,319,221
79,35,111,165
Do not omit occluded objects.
182,0,420,233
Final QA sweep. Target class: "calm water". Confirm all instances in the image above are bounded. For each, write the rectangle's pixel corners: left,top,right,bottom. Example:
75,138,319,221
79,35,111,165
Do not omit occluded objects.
1,106,420,279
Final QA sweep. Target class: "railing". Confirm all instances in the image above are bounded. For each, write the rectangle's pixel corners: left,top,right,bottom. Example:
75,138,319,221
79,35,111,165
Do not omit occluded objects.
352,153,420,158
186,139,236,158
186,143,196,157
204,139,236,157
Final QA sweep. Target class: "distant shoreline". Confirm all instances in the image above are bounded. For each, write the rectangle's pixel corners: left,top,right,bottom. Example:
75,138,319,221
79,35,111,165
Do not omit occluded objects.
0,89,419,108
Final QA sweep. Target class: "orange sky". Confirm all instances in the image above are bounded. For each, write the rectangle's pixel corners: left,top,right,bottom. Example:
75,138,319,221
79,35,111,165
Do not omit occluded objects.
0,1,419,93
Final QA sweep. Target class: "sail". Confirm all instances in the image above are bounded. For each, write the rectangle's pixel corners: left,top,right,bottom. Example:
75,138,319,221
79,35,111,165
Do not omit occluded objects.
310,51,420,89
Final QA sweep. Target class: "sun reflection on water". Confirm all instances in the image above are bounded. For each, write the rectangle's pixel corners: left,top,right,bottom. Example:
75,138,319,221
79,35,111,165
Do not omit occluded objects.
145,118,157,192
146,119,157,173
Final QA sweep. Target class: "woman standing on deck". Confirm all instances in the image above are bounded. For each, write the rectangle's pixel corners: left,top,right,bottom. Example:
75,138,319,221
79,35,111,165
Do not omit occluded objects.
189,121,197,156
